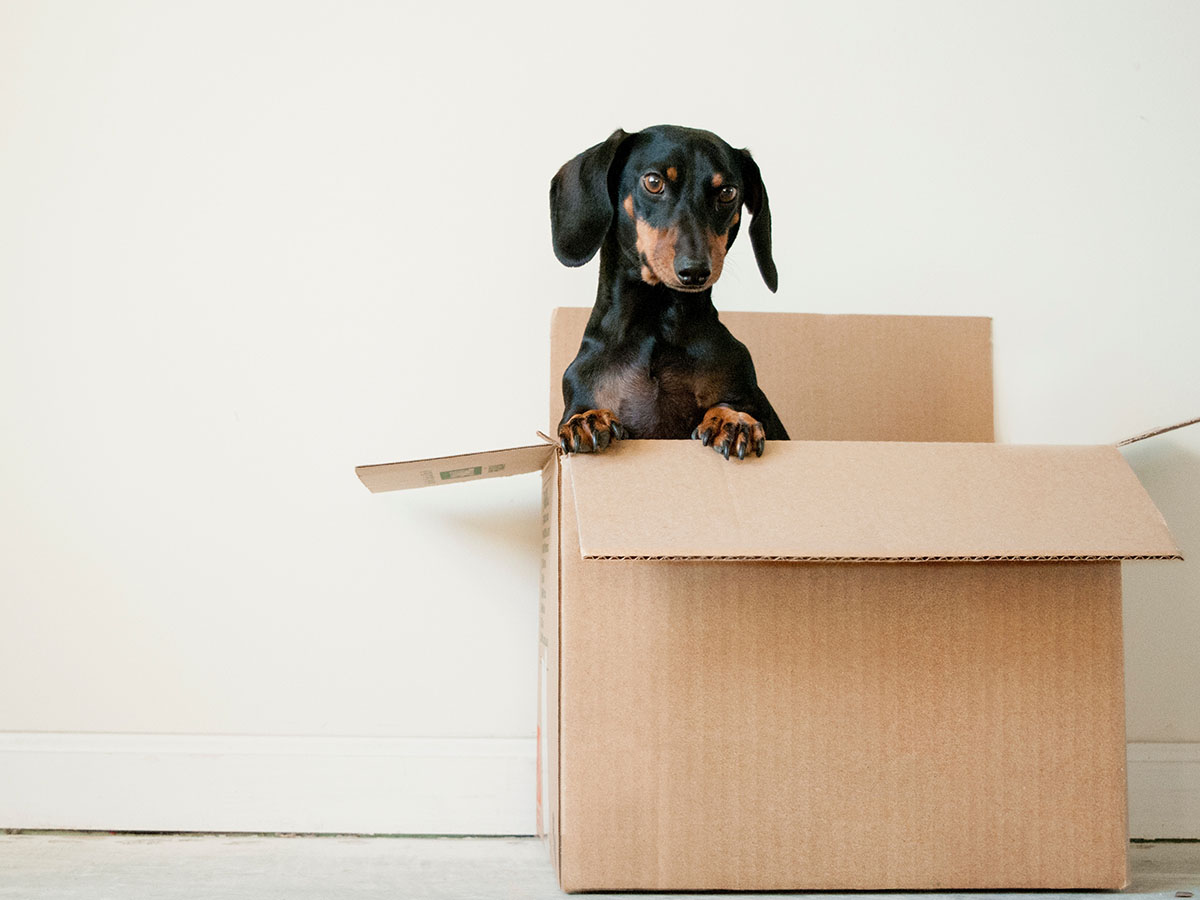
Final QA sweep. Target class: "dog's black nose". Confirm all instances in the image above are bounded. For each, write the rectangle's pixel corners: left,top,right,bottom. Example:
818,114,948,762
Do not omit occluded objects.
675,259,711,287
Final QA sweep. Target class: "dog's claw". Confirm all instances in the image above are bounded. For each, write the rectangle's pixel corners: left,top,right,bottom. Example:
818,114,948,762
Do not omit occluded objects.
694,406,766,462
558,409,623,455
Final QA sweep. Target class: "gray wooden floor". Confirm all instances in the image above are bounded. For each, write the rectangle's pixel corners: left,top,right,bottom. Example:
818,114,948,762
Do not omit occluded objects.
0,834,1197,899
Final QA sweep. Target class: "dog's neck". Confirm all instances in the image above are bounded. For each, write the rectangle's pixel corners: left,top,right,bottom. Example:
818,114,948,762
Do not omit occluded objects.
589,237,719,344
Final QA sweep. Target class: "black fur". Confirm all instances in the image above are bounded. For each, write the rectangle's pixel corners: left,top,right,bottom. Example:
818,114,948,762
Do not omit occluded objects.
550,125,787,459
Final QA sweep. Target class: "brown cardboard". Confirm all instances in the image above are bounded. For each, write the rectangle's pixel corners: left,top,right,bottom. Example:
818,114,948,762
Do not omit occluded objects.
536,454,561,880
565,439,1180,561
358,309,1182,892
554,543,1130,890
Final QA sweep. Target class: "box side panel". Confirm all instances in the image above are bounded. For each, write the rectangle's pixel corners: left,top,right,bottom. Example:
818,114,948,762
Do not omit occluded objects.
725,311,994,443
554,468,586,891
536,457,561,877
549,308,994,443
1113,562,1131,887
558,559,1127,891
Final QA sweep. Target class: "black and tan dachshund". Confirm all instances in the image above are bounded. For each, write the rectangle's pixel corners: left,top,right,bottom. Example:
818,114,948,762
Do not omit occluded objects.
550,125,788,461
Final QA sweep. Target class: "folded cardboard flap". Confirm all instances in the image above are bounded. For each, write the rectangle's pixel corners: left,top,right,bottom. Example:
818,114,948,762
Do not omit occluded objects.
564,439,1182,562
355,444,553,493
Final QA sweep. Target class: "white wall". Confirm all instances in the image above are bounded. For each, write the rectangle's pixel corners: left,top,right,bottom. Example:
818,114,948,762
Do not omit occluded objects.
2,1,1198,835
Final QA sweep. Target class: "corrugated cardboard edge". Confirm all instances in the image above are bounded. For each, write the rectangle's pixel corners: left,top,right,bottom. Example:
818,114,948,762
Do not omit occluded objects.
551,451,563,881
582,553,1181,562
535,446,564,881
1117,415,1200,447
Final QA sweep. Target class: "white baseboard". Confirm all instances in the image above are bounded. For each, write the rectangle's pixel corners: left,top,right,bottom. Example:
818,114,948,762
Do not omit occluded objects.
1128,742,1200,839
0,733,536,835
2,734,1197,838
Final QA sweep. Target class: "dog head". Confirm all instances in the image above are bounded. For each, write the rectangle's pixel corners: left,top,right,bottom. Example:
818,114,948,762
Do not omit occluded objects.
550,125,777,293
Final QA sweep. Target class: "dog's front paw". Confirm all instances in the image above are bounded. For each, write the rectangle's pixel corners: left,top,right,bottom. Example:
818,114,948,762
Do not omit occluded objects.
693,406,766,460
558,409,626,454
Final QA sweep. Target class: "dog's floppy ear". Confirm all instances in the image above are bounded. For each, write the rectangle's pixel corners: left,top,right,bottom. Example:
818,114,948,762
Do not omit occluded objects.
738,149,778,293
550,128,630,267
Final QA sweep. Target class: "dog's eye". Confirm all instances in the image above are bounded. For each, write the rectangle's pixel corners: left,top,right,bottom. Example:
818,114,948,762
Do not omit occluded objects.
718,185,738,204
643,173,665,194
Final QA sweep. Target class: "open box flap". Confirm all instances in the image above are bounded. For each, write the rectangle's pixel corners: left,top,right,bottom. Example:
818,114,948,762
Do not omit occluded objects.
356,443,554,493
564,440,1182,561
1117,415,1200,447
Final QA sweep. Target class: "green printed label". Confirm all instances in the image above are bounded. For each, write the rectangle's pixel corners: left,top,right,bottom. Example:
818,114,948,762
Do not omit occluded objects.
487,464,506,473
440,466,483,481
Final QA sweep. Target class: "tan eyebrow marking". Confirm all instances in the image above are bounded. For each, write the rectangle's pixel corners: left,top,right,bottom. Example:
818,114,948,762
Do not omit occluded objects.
712,173,724,187
666,166,678,182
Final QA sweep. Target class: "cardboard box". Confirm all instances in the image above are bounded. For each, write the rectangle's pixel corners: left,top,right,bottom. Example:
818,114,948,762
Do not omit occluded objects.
356,309,1181,892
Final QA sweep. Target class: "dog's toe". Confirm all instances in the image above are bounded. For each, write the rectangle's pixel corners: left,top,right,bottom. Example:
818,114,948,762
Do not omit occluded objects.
693,407,766,460
558,409,624,454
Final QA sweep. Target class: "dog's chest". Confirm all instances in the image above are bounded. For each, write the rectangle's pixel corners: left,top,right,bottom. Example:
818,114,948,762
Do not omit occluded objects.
593,352,723,439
